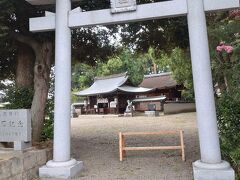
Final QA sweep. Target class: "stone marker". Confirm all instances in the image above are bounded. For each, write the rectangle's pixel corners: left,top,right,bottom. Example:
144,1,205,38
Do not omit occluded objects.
0,109,31,150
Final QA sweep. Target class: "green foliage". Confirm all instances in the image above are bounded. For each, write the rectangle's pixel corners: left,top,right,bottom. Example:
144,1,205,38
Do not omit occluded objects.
4,86,33,109
208,12,240,177
97,56,124,75
72,49,149,88
120,17,189,53
41,70,55,140
41,98,54,141
72,63,95,90
216,61,240,177
0,0,49,80
71,88,85,103
165,48,194,101
144,47,170,73
151,47,194,101
97,49,146,85
217,93,240,176
168,48,193,90
181,90,194,102
208,13,240,94
71,27,115,66
119,50,146,85
126,56,145,86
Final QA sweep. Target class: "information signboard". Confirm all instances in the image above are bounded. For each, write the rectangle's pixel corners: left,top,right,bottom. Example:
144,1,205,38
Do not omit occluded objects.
0,109,31,142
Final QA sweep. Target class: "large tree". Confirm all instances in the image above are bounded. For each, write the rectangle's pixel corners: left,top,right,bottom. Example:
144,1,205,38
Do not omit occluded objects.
0,0,116,141
0,0,54,141
96,49,148,85
119,17,189,53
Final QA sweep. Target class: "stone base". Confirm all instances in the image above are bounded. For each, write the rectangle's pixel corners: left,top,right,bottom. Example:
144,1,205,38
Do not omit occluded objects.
14,141,32,151
124,112,133,117
0,147,52,180
39,160,83,179
144,111,159,117
193,160,235,180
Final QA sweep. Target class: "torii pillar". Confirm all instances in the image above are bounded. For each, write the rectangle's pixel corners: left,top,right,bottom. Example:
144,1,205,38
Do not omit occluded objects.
187,0,234,179
25,0,239,179
38,0,83,178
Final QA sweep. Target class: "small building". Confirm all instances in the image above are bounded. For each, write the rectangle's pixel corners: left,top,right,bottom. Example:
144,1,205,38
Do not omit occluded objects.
134,72,182,111
75,72,183,114
75,73,153,114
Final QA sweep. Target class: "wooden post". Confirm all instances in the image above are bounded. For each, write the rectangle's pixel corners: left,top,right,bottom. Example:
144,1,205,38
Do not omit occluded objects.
117,95,119,114
122,135,126,158
119,132,123,161
180,130,185,161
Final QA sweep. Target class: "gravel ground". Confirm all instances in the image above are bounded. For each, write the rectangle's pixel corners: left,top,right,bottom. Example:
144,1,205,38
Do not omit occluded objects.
70,112,199,180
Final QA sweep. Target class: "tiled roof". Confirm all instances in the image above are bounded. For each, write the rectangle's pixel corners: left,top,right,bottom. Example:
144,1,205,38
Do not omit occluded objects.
75,73,153,96
140,72,178,89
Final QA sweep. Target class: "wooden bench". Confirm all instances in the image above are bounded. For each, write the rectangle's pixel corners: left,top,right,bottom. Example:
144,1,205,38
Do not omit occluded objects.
119,130,185,161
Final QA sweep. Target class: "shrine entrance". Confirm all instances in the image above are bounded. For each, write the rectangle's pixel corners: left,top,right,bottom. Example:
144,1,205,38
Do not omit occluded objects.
26,0,239,179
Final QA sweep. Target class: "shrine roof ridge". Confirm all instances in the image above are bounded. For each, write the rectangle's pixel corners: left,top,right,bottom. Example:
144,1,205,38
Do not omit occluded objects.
144,72,172,78
94,72,128,81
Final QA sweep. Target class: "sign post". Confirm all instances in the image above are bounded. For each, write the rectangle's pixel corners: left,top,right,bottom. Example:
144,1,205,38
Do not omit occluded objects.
25,0,239,179
0,109,31,150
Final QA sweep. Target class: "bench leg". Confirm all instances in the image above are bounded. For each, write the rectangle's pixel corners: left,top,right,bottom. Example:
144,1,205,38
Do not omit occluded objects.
119,132,123,161
122,136,126,158
180,130,185,161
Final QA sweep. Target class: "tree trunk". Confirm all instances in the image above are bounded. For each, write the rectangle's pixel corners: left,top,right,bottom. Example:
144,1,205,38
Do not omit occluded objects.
13,33,53,142
31,42,53,142
16,44,35,88
153,63,157,74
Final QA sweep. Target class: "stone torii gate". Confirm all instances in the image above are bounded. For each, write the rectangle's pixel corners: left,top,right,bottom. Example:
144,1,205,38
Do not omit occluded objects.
26,0,239,179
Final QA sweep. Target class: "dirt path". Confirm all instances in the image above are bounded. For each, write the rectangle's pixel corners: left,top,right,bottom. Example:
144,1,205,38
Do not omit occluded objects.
71,112,199,180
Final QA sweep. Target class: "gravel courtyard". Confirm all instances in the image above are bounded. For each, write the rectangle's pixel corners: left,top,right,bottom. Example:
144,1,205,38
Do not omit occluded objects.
71,112,199,180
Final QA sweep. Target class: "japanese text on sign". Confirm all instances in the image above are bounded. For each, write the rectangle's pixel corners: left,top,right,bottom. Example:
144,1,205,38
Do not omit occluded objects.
0,109,31,142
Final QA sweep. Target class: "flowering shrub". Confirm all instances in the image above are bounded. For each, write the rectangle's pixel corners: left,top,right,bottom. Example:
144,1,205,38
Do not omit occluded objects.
229,9,240,18
214,42,234,92
216,42,234,54
217,93,240,178
215,42,240,178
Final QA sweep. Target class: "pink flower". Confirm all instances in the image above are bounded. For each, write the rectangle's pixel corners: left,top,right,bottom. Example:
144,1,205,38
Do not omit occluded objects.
229,9,240,18
216,42,234,54
224,45,233,53
216,46,223,52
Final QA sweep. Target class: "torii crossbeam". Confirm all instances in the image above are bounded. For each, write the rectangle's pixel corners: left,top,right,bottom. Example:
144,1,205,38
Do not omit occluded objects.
25,0,239,179
30,0,239,32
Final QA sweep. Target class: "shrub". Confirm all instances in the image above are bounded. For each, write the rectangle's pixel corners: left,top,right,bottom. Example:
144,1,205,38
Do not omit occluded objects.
4,86,33,109
41,70,55,141
41,98,54,140
217,92,240,177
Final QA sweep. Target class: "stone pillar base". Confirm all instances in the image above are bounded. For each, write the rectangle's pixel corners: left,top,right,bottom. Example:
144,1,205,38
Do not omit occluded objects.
193,160,235,180
39,159,83,179
14,141,32,151
124,112,133,117
144,111,159,117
